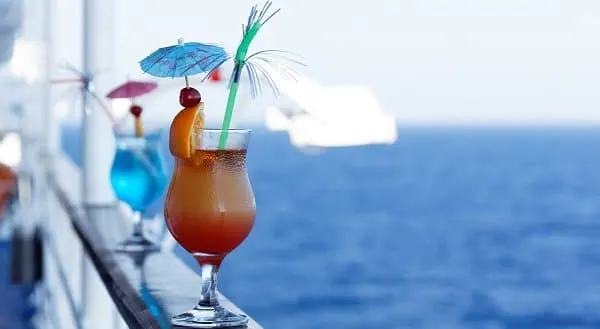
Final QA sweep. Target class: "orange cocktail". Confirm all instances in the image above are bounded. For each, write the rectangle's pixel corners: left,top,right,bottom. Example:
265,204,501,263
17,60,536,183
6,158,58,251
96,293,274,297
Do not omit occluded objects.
165,147,255,265
165,101,255,327
141,2,292,323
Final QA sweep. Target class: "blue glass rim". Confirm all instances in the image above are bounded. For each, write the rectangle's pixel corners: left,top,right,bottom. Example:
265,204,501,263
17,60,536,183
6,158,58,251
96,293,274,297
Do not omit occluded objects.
113,127,164,140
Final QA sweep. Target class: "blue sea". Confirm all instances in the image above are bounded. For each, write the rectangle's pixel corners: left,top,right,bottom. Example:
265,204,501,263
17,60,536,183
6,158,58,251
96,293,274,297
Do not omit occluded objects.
61,126,600,329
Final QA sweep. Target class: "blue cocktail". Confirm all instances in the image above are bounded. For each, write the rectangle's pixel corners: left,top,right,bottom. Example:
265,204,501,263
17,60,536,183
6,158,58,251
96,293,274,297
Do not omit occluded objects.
110,129,168,252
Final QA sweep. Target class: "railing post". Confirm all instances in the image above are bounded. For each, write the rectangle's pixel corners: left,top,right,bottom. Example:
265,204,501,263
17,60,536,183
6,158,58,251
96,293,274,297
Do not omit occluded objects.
9,0,42,289
81,0,116,328
42,0,57,163
81,0,116,206
39,0,55,327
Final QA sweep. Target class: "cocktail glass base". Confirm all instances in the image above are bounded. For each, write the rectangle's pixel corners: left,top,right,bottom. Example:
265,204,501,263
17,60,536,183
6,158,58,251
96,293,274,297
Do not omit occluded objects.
172,305,249,328
114,234,160,253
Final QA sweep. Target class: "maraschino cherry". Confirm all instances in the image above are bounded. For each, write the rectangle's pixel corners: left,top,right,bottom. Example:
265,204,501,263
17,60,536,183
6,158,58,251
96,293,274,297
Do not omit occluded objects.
179,87,201,108
129,104,144,137
130,104,143,117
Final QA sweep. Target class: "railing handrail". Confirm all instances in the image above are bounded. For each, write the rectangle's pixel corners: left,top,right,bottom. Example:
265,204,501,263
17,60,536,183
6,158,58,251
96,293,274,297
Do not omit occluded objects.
46,171,161,329
40,225,84,329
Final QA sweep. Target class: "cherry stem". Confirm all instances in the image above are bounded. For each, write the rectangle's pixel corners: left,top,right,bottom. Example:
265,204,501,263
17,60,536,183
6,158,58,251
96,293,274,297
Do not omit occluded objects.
185,75,189,88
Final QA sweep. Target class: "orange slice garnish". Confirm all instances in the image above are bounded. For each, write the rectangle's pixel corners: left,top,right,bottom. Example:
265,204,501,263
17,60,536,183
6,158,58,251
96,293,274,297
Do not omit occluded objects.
169,102,205,159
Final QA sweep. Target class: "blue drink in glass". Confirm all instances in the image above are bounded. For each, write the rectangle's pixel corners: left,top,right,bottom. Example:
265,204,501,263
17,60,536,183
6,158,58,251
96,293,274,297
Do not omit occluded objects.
110,129,167,252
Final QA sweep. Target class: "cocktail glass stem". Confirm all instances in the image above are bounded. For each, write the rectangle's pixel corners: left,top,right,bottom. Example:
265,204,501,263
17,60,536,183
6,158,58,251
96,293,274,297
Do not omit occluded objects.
198,263,218,307
114,211,160,253
132,211,144,237
171,261,248,328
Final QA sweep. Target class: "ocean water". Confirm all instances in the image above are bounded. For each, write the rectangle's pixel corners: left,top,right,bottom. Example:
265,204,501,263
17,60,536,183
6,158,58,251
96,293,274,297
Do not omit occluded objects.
61,126,600,329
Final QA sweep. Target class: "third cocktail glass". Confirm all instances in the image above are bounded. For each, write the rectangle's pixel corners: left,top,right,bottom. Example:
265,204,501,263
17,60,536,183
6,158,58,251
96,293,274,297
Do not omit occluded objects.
111,128,168,252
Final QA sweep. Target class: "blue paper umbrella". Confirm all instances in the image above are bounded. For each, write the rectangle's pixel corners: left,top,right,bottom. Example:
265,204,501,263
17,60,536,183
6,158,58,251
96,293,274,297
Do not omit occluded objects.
139,38,228,85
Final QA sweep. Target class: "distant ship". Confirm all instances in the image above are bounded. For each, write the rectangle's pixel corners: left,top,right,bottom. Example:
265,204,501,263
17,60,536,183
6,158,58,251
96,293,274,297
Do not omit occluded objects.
265,74,398,151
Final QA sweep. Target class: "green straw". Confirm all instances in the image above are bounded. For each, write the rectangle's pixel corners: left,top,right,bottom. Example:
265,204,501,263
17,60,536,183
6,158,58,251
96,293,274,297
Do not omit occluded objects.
220,82,240,148
218,2,279,149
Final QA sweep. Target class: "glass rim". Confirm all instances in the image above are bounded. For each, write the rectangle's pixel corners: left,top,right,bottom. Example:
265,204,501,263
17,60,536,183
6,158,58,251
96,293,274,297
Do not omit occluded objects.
197,128,252,133
113,127,164,138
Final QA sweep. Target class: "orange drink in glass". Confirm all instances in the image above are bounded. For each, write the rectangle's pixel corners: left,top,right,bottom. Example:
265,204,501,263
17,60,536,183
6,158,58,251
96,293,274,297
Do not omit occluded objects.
165,126,255,328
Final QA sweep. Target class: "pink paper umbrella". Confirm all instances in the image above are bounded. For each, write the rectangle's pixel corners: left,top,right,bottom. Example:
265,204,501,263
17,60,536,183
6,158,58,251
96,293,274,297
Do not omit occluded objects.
106,80,158,99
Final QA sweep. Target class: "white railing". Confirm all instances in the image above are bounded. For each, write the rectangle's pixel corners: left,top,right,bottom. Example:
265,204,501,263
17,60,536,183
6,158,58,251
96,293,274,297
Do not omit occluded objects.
40,152,127,329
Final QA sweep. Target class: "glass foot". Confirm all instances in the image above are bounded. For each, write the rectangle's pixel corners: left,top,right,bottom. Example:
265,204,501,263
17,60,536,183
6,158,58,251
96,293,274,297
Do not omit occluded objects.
114,234,160,253
172,305,248,328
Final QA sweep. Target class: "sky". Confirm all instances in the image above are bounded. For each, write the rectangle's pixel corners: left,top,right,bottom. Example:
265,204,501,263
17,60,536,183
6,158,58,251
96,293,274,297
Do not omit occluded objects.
36,0,600,124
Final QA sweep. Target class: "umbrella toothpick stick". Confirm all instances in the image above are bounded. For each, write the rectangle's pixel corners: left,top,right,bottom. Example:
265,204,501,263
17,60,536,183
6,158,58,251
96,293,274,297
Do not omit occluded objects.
178,38,191,88
105,79,159,137
51,78,84,84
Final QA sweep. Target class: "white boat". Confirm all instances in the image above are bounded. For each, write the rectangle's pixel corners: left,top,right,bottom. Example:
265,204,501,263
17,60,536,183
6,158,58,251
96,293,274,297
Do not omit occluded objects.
265,73,398,149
